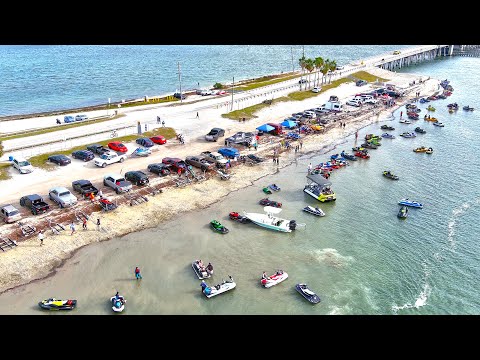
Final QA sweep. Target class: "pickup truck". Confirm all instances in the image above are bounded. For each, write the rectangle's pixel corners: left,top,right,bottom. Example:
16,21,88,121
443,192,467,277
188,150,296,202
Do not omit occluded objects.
19,194,50,215
200,151,228,168
94,152,127,168
205,128,225,142
72,179,99,198
87,144,111,155
224,131,254,146
185,155,215,171
103,174,132,194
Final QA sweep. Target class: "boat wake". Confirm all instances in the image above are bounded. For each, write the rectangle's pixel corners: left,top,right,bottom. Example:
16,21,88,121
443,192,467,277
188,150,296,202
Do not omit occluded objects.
392,283,431,314
311,248,354,268
447,197,480,251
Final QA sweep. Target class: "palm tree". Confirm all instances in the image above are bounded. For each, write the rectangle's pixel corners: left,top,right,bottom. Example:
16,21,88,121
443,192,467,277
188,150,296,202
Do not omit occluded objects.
314,57,324,87
298,56,306,90
328,60,337,84
305,58,315,89
321,59,330,85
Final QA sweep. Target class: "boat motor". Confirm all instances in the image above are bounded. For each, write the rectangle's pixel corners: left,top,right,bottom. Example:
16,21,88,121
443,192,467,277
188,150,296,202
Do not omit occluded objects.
289,220,297,231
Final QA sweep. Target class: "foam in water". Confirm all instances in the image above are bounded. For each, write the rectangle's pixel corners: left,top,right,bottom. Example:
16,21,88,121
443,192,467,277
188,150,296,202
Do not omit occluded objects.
392,283,431,314
447,198,480,250
312,248,354,268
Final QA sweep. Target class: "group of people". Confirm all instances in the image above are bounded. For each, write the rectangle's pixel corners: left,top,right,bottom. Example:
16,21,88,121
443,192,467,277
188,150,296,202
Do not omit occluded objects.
196,260,214,275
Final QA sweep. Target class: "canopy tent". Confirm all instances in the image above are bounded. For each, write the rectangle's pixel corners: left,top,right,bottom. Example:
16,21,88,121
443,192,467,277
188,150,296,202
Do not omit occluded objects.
280,119,298,129
306,174,332,187
256,124,275,133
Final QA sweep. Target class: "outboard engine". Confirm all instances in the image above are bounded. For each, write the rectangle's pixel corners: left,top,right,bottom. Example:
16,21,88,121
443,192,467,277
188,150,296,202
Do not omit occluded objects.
289,220,297,231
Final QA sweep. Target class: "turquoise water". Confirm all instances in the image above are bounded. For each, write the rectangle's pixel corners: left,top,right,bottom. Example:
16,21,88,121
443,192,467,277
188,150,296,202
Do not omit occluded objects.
0,45,409,116
0,55,479,315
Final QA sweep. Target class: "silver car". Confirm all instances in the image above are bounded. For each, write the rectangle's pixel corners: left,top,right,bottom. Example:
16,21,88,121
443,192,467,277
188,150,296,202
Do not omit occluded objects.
48,186,78,208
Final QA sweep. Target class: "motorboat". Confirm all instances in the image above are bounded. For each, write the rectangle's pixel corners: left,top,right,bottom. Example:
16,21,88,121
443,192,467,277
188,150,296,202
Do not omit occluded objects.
398,199,423,208
210,220,229,234
400,132,416,138
432,121,444,127
262,187,272,194
381,133,395,139
414,127,426,134
426,105,436,111
202,276,236,298
38,298,77,311
269,184,281,192
261,270,288,288
399,119,412,124
259,198,282,208
463,106,474,111
303,173,336,202
243,206,298,233
110,294,126,313
383,171,399,180
192,260,213,279
295,284,321,304
397,206,408,219
340,151,357,161
229,211,250,223
303,205,325,217
380,125,395,131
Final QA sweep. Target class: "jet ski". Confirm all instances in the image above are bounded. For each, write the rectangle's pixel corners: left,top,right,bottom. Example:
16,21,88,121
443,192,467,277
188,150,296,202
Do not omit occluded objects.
38,298,77,311
380,125,395,131
432,121,444,127
210,220,229,234
202,276,236,298
399,119,412,124
259,198,282,208
110,294,126,313
398,198,423,208
229,211,250,223
381,133,395,139
295,283,321,304
414,127,426,134
303,205,325,217
383,171,399,180
262,187,272,194
463,106,474,111
269,184,281,192
397,206,408,219
340,151,357,161
261,270,288,288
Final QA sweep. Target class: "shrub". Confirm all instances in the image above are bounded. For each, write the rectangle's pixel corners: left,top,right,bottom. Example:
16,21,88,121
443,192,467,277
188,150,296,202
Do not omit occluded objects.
213,82,223,89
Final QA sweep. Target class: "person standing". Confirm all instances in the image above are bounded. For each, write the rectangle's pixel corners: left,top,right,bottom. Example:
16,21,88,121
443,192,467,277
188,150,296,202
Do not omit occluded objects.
308,162,313,174
82,217,87,230
400,111,403,118
300,139,303,149
254,141,258,151
96,218,101,231
70,222,76,236
157,115,161,124
162,120,165,127
135,266,142,280
196,112,199,119
38,230,44,246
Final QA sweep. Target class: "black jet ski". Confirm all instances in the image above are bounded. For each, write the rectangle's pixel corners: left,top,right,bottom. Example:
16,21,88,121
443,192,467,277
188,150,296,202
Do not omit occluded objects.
295,284,321,304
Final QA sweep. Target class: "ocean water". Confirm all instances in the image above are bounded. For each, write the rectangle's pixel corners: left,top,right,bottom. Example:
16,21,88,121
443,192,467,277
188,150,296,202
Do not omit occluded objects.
1,54,479,315
0,45,410,117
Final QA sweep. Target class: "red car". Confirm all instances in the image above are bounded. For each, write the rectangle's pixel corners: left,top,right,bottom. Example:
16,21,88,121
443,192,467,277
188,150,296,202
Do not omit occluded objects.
108,141,128,153
150,136,167,145
162,157,187,173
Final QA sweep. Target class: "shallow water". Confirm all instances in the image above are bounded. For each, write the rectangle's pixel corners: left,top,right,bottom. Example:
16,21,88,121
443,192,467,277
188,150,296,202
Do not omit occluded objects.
1,55,479,315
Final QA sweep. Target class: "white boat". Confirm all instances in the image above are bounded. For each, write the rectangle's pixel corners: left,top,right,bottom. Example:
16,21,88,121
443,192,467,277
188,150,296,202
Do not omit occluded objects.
303,205,325,217
261,270,289,288
202,276,236,298
399,119,412,124
192,260,213,279
432,121,444,127
243,206,297,233
110,295,126,313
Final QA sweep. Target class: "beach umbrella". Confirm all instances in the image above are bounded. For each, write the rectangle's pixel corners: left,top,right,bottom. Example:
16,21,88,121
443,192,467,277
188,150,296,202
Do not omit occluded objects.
281,119,297,128
256,124,275,132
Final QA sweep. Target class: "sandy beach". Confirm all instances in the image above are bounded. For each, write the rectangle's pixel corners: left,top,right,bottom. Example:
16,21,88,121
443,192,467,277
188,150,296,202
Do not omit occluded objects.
0,66,440,294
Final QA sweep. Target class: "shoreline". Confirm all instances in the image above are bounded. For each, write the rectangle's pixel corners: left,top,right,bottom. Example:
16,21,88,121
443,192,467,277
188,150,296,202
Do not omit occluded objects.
0,74,432,295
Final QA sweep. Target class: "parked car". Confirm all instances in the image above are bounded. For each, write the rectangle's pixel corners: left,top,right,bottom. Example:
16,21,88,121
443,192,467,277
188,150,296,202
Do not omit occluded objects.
217,147,240,159
125,170,150,186
298,79,307,84
336,65,345,70
19,194,50,215
303,111,316,118
71,150,95,162
185,155,215,171
173,92,186,100
48,154,71,166
356,80,368,87
0,204,22,223
94,152,127,168
393,50,401,55
387,90,401,98
346,99,362,107
87,144,110,155
150,136,167,145
162,157,188,173
64,116,75,123
312,87,321,93
205,128,225,142
225,131,254,146
201,89,213,96
136,138,154,147
201,151,228,168
364,98,378,105
72,179,99,198
147,163,171,176
108,141,128,153
11,156,34,174
48,186,78,208
75,114,88,121
103,174,132,194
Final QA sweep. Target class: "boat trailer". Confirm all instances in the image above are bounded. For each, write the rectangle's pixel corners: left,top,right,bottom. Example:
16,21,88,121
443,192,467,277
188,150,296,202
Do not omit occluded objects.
0,237,17,252
18,222,36,237
48,219,66,235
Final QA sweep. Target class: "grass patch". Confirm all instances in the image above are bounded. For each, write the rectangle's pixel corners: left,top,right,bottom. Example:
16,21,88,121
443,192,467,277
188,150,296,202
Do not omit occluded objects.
27,127,177,170
0,114,126,142
287,77,353,101
350,71,389,83
221,97,290,120
0,162,12,181
235,73,301,92
117,96,178,108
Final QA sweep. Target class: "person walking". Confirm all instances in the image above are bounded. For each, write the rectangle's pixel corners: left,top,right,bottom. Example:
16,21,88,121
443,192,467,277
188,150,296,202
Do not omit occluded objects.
38,230,44,246
300,139,303,149
96,218,101,231
254,141,257,151
135,266,142,280
400,111,403,118
157,115,161,124
82,217,87,230
70,222,76,236
162,120,165,127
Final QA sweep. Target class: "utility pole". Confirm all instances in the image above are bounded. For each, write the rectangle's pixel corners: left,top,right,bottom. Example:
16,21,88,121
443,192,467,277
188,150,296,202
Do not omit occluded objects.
291,46,294,73
178,62,183,103
231,76,234,111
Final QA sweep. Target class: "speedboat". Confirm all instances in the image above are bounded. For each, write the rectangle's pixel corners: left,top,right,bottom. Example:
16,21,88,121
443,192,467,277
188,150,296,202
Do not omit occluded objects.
269,184,281,192
383,171,399,180
463,106,474,111
261,270,288,288
400,132,416,138
380,125,395,131
192,260,213,279
426,105,436,111
229,211,250,223
259,198,282,208
243,206,298,233
110,294,126,313
38,298,77,311
295,284,321,304
432,121,444,127
132,147,151,157
340,151,357,161
303,205,325,217
397,206,408,219
414,127,426,134
398,199,423,208
202,276,236,298
210,220,229,234
381,133,395,139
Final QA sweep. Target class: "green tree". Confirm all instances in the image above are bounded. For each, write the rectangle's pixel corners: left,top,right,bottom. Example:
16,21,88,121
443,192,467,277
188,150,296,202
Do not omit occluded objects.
314,57,324,87
298,55,306,90
305,58,315,89
213,82,223,89
321,59,330,85
328,60,337,84
0,141,3,158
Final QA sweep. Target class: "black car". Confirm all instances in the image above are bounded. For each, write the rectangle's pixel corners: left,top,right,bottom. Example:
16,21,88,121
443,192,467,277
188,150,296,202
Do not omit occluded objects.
147,163,171,176
298,79,308,84
71,150,95,162
205,128,225,142
386,90,401,98
48,154,71,166
173,92,186,100
136,138,154,147
87,144,110,155
356,80,368,87
125,171,150,186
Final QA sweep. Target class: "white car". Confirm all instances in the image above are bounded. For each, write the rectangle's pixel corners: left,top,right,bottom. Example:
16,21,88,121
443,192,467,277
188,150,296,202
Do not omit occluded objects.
312,87,321,93
364,98,378,105
94,152,127,168
201,89,212,96
11,157,34,174
336,65,345,70
346,99,362,107
48,186,78,208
